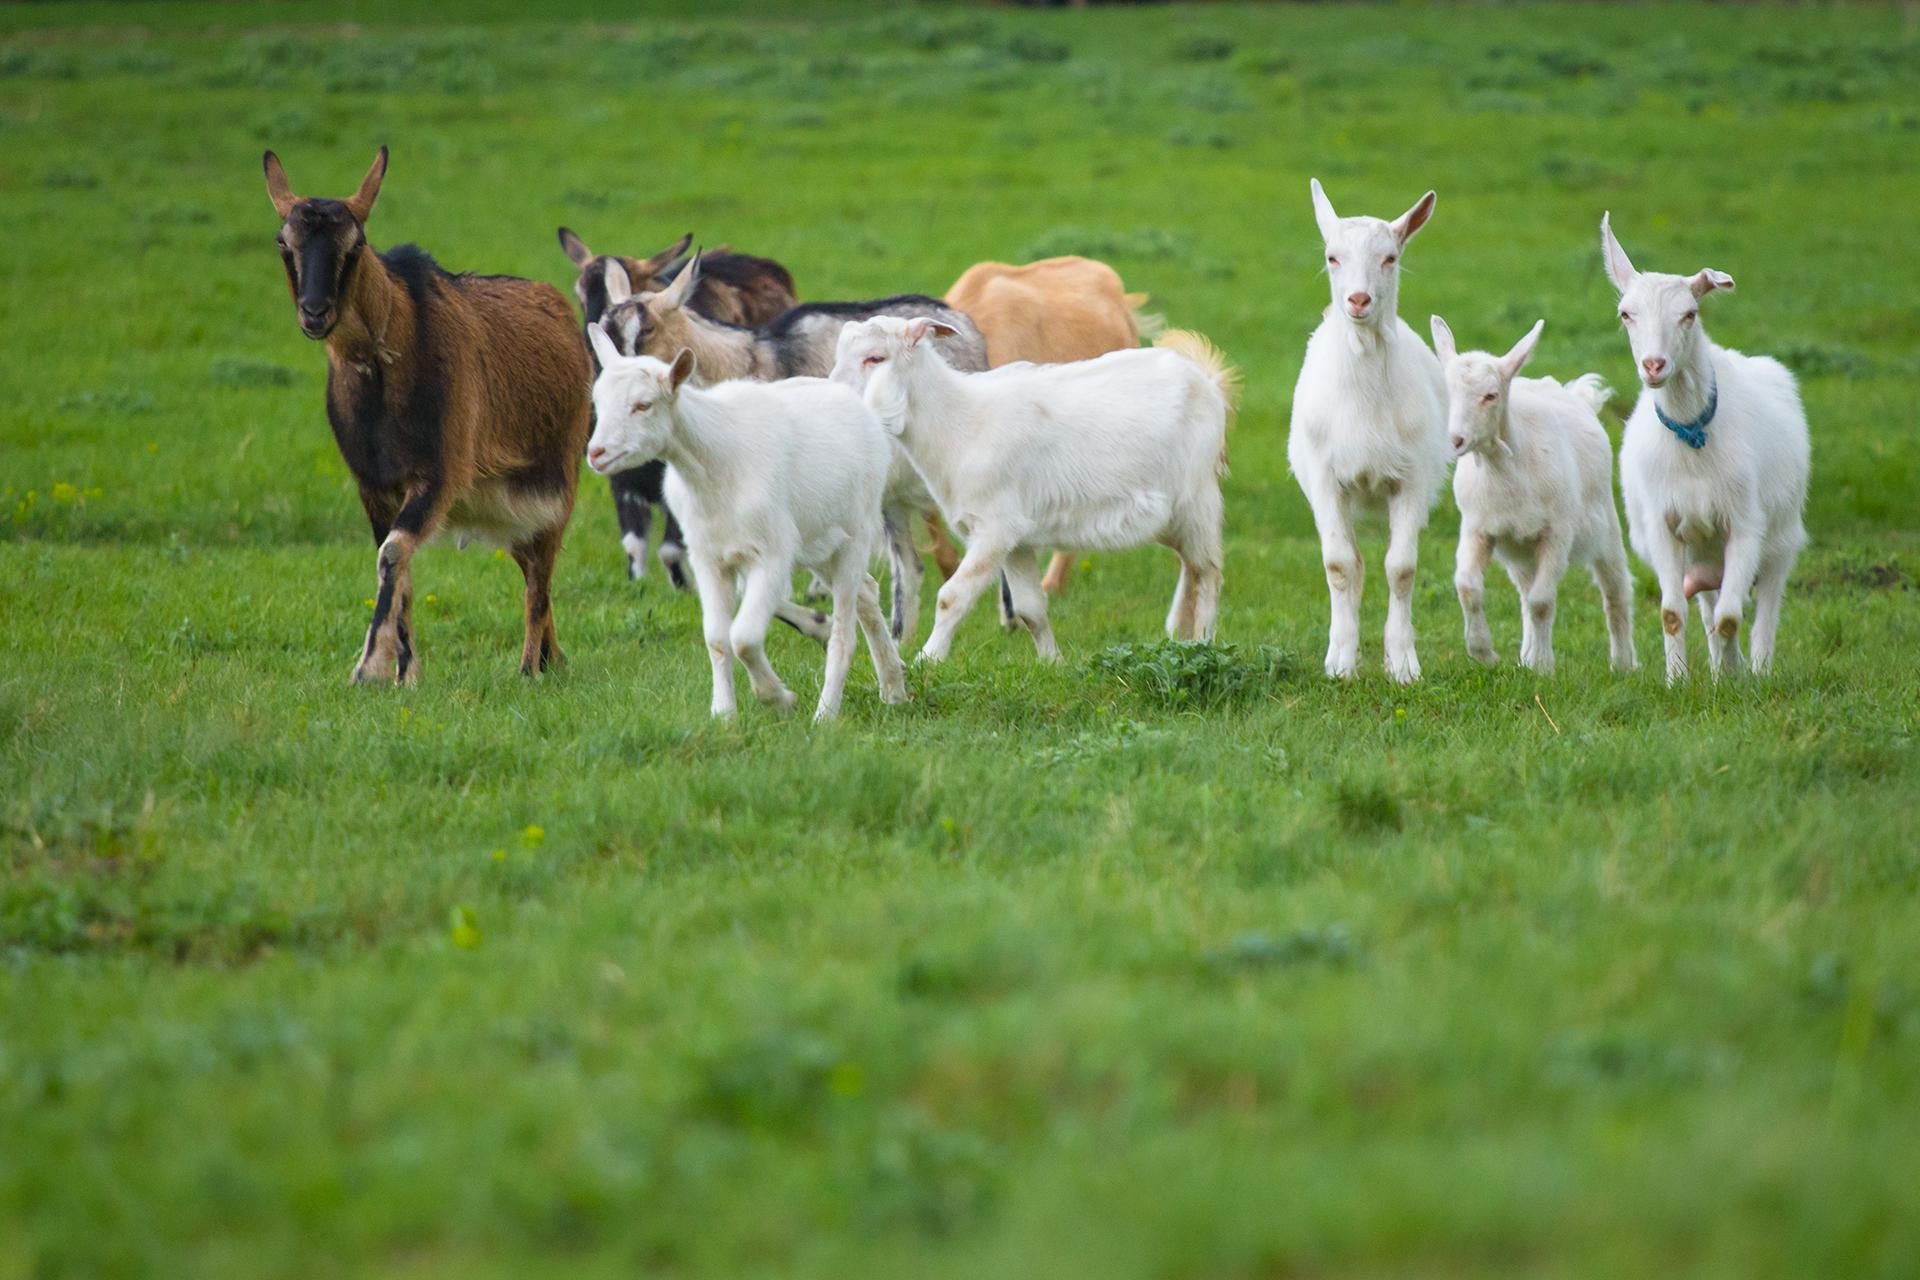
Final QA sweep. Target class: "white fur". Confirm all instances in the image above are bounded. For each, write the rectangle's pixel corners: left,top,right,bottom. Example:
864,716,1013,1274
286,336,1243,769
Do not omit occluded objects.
1601,214,1809,682
828,318,1232,663
587,331,908,721
1287,178,1448,683
1434,316,1636,675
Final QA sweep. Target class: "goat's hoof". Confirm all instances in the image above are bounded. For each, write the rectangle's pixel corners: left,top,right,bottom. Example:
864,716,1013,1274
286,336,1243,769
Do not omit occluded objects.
349,660,393,686
1468,647,1498,667
1386,654,1422,685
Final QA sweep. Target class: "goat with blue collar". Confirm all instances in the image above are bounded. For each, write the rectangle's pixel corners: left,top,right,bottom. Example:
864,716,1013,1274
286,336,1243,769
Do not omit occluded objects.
1601,213,1810,684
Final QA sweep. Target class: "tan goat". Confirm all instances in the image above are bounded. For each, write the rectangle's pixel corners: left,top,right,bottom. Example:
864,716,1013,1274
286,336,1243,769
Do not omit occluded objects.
945,256,1152,594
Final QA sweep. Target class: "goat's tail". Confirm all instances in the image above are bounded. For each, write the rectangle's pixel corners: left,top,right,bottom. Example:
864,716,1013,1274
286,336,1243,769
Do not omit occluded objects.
1565,372,1612,416
1156,329,1243,421
1125,291,1166,344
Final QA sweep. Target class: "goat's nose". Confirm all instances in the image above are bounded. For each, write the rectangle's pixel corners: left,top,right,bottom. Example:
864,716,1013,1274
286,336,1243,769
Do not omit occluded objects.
1642,356,1669,379
1347,292,1372,311
1450,434,1466,453
587,445,606,464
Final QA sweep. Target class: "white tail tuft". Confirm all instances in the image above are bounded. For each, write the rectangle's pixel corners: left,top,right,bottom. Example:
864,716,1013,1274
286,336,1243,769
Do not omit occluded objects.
1565,372,1612,416
1155,329,1242,419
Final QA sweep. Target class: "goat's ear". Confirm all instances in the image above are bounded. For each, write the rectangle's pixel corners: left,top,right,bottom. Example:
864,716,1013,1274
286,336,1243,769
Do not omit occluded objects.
1600,212,1637,293
659,251,700,308
903,319,936,348
1309,177,1340,241
263,150,296,219
668,347,697,391
1503,319,1544,378
603,260,633,305
587,322,622,370
558,227,592,267
927,320,961,340
1392,190,1437,245
640,232,694,280
345,145,388,223
1429,315,1456,363
1689,269,1735,298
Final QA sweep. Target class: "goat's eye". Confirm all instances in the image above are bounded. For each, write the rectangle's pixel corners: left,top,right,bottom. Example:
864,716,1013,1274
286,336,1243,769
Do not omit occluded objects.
1619,311,1633,324
1326,255,1339,267
1480,392,1498,405
631,401,650,414
1383,255,1398,267
1681,310,1697,324
864,354,885,366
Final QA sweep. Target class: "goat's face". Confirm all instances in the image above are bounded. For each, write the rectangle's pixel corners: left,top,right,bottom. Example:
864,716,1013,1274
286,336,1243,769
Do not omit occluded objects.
830,317,955,434
1309,178,1434,327
601,299,656,360
1432,316,1541,459
1601,214,1733,390
558,229,693,325
263,148,386,341
584,332,696,475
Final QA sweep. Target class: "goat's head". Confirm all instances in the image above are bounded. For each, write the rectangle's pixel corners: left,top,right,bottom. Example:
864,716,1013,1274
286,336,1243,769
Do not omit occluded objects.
829,317,958,433
1309,177,1434,328
1601,213,1733,389
558,228,693,325
599,252,704,360
584,326,695,475
1431,315,1542,460
263,147,387,340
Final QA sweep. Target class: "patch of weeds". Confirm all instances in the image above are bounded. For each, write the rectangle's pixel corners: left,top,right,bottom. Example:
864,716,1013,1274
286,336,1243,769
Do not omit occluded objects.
210,359,296,389
0,48,79,80
1776,341,1872,378
1005,33,1068,65
1166,125,1234,149
1179,74,1251,114
870,11,993,53
858,1110,1000,1236
1173,34,1235,63
897,932,1040,1002
1329,775,1403,834
695,1028,842,1132
43,168,100,191
1086,640,1295,711
1535,155,1622,190
1537,49,1609,79
57,388,157,417
1798,549,1909,593
1202,925,1356,976
1028,718,1172,768
1545,1028,1733,1089
1018,223,1191,262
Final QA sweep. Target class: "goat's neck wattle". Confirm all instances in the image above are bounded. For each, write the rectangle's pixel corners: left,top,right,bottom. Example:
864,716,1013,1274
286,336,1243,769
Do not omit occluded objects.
656,387,741,495
327,247,407,371
1328,302,1401,358
1653,331,1718,425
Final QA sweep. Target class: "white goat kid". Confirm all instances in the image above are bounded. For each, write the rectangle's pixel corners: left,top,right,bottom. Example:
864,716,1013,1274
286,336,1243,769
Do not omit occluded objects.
1433,316,1636,675
585,329,908,721
1601,214,1809,682
829,317,1236,663
1287,179,1449,683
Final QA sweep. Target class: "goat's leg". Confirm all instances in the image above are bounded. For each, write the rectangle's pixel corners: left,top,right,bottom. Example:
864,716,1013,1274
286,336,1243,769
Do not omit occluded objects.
731,562,797,711
1520,535,1571,676
1749,552,1793,676
688,552,738,718
813,558,862,723
772,595,832,646
920,535,1008,663
511,524,566,676
612,470,651,582
1307,487,1363,679
1002,547,1060,662
353,483,443,686
1697,588,1746,678
853,574,909,705
926,510,961,579
1042,551,1074,596
1593,544,1638,673
1709,523,1763,674
882,504,924,647
1643,523,1691,684
658,507,689,591
1455,527,1497,666
1382,484,1427,684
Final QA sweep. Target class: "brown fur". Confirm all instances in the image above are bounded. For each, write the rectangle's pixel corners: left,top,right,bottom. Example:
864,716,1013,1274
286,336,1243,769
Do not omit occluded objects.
944,256,1148,594
558,227,796,329
266,147,591,684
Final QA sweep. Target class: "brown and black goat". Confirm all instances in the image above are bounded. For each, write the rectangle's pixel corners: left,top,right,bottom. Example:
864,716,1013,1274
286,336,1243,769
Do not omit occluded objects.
265,146,591,683
558,227,798,586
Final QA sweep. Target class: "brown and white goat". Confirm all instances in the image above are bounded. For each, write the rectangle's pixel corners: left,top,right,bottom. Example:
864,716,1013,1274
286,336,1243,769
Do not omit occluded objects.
944,255,1152,595
558,227,798,587
265,147,591,683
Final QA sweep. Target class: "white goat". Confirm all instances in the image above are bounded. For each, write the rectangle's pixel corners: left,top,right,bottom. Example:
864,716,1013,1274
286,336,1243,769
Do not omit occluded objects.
828,317,1237,663
585,328,908,721
1601,214,1809,682
1287,178,1449,683
1433,316,1636,674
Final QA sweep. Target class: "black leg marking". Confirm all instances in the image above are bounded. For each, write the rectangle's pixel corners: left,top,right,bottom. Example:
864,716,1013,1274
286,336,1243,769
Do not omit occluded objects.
999,572,1014,630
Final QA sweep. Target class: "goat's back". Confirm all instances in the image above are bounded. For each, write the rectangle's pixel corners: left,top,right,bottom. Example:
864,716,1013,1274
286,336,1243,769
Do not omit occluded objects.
773,295,987,378
945,256,1138,367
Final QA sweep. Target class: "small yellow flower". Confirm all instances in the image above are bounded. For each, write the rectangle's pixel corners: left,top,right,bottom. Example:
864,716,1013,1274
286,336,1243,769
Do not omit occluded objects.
83,487,103,500
521,824,545,847
1394,707,1408,720
489,848,507,862
424,593,439,605
50,483,78,503
362,597,375,608
449,905,481,949
494,548,507,560
146,442,160,454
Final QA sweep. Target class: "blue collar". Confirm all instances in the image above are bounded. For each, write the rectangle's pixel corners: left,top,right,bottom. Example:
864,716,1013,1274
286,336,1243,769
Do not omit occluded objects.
1655,377,1716,450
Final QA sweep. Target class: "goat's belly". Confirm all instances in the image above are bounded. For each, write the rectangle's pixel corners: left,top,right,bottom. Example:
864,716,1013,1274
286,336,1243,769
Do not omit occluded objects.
1030,490,1175,551
441,483,569,547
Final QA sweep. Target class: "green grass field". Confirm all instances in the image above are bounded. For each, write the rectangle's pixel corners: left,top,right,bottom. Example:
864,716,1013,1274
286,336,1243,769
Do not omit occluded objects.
4,3,1919,1275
